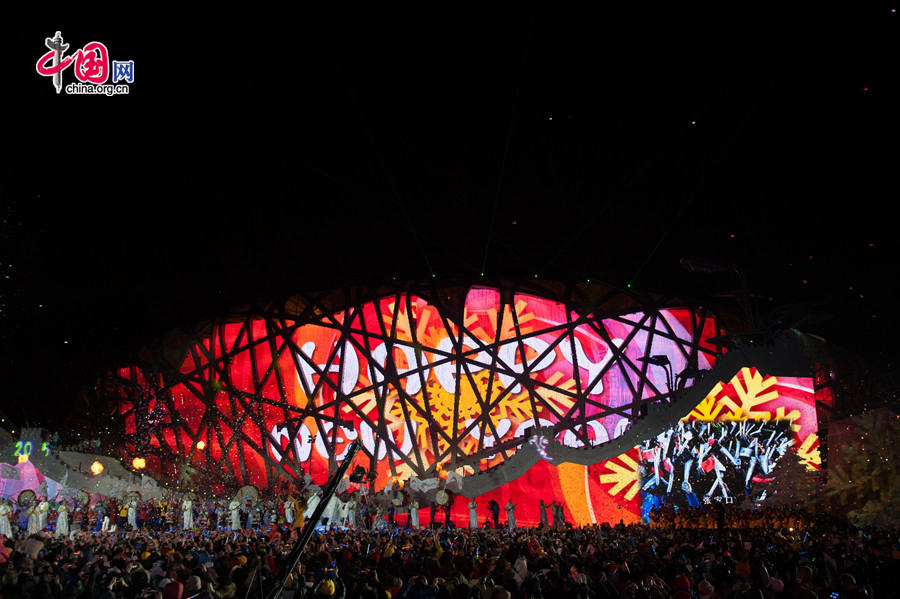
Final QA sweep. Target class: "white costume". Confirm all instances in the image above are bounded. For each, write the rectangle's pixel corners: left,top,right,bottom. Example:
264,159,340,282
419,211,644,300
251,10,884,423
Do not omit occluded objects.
539,501,548,528
127,500,138,530
0,503,12,537
284,500,295,525
409,501,419,528
27,506,41,534
468,500,478,529
705,456,730,500
346,499,357,528
182,499,194,530
37,501,50,530
56,504,70,537
229,500,241,530
505,500,516,529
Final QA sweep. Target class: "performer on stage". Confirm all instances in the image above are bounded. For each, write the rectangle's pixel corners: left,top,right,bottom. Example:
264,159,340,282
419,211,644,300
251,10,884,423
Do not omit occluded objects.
550,500,561,529
164,500,175,530
346,494,357,528
108,498,119,532
37,498,50,530
87,504,98,531
0,501,13,537
229,499,241,530
371,499,387,531
408,499,419,529
27,503,41,534
267,502,279,527
47,502,58,532
539,499,549,528
276,497,285,524
72,506,83,532
505,499,517,529
254,501,264,528
15,504,27,531
295,493,308,529
284,495,297,526
468,499,478,529
56,501,70,537
215,501,226,530
118,500,128,529
197,504,210,530
127,498,138,530
182,496,194,530
247,501,261,529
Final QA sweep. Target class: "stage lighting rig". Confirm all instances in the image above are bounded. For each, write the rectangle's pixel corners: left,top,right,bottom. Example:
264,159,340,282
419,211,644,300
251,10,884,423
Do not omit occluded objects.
349,465,366,483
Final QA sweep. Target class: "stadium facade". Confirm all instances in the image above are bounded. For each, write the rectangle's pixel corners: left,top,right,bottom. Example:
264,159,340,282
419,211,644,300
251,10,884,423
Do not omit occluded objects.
109,281,827,525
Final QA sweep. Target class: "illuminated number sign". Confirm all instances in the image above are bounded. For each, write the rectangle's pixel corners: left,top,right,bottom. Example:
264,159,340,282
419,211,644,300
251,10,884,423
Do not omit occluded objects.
13,441,51,458
13,441,33,458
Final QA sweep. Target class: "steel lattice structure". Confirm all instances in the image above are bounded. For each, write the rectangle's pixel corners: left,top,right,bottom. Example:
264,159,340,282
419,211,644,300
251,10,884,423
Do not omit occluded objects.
111,282,723,491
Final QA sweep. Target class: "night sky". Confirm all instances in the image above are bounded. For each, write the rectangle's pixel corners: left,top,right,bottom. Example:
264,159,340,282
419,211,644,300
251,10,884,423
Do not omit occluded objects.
2,5,898,431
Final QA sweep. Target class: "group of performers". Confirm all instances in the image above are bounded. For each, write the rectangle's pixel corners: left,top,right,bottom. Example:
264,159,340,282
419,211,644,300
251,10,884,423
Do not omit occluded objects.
639,419,796,512
462,498,567,530
0,493,309,537
1,484,568,537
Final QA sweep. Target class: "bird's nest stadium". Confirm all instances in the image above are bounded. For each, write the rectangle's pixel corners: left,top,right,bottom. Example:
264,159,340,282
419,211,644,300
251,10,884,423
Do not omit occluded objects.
106,280,833,526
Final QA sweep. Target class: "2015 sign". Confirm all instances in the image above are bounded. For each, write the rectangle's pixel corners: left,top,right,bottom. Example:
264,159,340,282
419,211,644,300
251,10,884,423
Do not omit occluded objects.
13,441,50,458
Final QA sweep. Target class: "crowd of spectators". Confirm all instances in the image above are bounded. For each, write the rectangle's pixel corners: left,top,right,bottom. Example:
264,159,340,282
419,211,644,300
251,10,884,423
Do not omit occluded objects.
1,507,894,599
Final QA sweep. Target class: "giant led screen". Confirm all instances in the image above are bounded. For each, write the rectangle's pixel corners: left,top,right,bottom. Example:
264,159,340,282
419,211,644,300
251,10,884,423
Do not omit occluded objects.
638,367,820,520
115,286,822,526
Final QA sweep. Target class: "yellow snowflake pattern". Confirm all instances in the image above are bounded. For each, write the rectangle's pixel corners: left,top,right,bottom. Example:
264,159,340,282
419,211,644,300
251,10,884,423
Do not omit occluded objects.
717,367,779,420
598,451,641,501
682,382,726,421
796,433,821,470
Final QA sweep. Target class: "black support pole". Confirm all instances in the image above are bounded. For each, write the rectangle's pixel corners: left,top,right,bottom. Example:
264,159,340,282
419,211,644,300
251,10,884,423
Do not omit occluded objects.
267,440,360,599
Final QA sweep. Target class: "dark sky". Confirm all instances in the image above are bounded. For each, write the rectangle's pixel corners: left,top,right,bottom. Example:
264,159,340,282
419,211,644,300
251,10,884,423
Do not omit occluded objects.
2,5,898,429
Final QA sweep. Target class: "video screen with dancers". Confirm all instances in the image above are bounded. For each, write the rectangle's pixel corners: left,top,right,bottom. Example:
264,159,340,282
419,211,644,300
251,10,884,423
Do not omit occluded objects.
639,419,808,516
